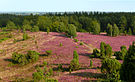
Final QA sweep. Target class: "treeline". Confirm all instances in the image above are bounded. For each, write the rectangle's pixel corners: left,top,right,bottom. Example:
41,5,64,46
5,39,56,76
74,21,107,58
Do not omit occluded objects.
0,12,135,35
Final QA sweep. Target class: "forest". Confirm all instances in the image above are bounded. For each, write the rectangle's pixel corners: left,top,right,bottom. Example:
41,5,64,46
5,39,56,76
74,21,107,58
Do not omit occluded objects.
0,12,135,35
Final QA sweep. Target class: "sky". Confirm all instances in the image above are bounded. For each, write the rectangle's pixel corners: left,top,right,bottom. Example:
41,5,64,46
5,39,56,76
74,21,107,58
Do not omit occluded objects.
0,0,134,12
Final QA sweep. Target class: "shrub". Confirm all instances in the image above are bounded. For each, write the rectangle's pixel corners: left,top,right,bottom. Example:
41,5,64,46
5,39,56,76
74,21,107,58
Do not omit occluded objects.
69,59,80,71
74,38,78,42
49,68,53,76
90,59,93,68
58,64,63,71
66,24,77,38
59,42,63,47
23,32,29,40
100,42,106,58
101,58,121,81
32,68,44,82
12,51,39,65
73,50,79,61
79,42,83,45
43,61,48,66
46,50,52,55
114,46,127,60
27,50,40,62
91,48,100,58
31,26,39,32
120,42,135,81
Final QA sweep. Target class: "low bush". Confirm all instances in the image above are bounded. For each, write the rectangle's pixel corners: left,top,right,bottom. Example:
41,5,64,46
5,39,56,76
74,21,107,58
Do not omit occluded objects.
46,50,52,55
23,32,29,40
79,42,83,45
91,48,100,58
74,38,78,42
69,59,80,71
12,51,40,65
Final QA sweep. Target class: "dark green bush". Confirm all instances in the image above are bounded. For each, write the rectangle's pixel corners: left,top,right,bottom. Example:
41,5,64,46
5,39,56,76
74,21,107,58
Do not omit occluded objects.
31,26,39,32
114,45,127,60
12,51,39,65
120,42,135,81
27,50,40,62
46,50,52,55
101,58,121,81
23,32,29,40
74,38,78,42
91,48,100,58
69,59,80,71
79,42,83,45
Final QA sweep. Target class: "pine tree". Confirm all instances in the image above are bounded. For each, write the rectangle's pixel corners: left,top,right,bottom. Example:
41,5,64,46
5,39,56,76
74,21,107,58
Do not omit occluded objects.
128,28,132,35
120,42,135,81
113,24,119,36
100,42,106,58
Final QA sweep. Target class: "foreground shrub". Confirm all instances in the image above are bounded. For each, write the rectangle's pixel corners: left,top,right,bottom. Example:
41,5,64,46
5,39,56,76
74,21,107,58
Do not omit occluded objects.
101,58,121,81
120,42,135,81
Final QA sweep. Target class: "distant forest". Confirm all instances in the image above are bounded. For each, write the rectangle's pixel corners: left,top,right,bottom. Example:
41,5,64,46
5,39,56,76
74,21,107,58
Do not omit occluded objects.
0,12,135,35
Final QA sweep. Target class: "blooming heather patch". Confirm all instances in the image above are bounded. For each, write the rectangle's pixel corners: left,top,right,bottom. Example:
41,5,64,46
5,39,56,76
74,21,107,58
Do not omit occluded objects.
76,33,135,51
39,32,90,65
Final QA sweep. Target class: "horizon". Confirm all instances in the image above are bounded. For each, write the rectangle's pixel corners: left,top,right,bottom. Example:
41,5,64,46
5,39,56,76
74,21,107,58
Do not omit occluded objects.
0,0,135,12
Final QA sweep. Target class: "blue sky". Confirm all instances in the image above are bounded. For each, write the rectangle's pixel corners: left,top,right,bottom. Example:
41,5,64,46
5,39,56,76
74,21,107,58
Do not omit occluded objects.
0,0,134,12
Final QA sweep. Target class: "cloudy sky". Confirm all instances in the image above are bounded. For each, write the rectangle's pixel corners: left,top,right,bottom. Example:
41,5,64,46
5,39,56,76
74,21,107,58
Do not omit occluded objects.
0,0,134,12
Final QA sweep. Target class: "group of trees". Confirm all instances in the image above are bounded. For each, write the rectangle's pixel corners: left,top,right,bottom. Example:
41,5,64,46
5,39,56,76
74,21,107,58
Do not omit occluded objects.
1,12,135,37
91,42,112,58
90,41,135,81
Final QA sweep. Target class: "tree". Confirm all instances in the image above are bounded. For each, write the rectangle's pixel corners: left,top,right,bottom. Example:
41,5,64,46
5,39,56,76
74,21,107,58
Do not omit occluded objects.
119,16,127,33
91,20,100,34
69,51,80,71
106,23,113,36
114,45,127,60
31,25,39,32
37,16,52,31
112,24,119,36
47,27,50,35
69,59,80,71
105,44,112,58
131,16,135,35
128,28,132,35
101,58,121,81
100,42,106,58
90,59,93,68
73,50,79,61
66,24,77,38
32,68,44,82
22,24,32,31
6,21,16,30
120,42,135,81
23,32,29,40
